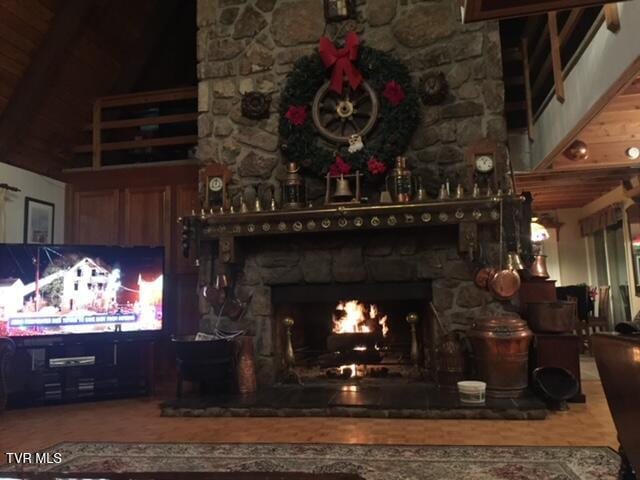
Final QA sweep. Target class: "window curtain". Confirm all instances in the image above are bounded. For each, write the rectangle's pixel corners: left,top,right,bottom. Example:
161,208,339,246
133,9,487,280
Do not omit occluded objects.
579,202,623,237
0,189,5,243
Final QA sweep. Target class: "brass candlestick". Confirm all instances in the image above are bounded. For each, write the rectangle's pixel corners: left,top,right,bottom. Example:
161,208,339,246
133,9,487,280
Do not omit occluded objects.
283,317,295,368
406,312,419,367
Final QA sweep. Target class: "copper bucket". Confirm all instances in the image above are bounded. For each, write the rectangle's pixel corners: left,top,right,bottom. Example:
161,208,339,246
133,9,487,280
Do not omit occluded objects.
235,336,257,394
468,315,533,398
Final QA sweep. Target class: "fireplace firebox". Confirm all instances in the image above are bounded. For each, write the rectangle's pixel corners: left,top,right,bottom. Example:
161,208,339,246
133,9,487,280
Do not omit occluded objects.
272,282,432,382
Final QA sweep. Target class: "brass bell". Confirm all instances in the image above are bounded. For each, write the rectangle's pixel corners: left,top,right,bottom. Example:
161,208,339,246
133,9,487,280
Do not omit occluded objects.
506,251,525,271
529,254,550,279
333,175,354,201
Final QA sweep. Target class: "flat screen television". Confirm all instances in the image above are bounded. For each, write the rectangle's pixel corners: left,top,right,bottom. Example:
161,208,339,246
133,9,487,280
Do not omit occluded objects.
0,244,164,338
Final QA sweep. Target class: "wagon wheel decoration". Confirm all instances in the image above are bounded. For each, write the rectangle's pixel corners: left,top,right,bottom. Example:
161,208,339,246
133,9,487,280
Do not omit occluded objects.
278,36,420,180
312,81,379,144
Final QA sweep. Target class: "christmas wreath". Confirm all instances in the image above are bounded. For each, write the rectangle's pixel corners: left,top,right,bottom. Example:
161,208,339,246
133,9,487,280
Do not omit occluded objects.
279,33,420,180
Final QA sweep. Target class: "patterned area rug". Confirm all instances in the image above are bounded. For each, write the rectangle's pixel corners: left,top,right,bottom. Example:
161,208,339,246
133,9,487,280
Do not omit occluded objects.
4,442,620,480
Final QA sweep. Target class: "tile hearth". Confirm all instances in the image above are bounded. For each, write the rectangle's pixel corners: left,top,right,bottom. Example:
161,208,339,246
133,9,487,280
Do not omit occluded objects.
161,384,547,419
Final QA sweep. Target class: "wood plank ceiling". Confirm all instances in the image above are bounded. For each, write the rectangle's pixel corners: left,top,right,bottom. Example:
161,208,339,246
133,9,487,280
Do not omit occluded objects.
0,0,186,179
516,74,640,212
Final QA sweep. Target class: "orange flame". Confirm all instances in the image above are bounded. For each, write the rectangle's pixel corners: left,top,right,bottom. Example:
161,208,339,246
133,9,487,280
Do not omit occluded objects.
332,300,388,336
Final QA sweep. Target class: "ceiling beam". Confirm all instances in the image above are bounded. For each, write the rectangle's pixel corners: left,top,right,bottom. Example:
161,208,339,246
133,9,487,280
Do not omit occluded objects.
604,3,621,32
462,0,630,22
521,183,618,192
0,0,95,165
517,168,632,176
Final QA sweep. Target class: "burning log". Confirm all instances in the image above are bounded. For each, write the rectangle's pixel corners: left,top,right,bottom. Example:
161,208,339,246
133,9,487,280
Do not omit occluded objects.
318,349,382,368
326,333,380,353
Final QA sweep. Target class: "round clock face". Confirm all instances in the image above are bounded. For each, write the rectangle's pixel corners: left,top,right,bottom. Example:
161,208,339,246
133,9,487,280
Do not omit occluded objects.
475,155,494,173
209,177,223,192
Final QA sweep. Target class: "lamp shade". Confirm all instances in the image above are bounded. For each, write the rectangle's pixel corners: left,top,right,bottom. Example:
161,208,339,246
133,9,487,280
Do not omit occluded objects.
531,221,550,243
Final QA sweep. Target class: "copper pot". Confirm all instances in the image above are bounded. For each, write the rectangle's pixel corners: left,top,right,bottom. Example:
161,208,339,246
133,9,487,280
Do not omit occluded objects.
468,314,533,398
529,254,550,279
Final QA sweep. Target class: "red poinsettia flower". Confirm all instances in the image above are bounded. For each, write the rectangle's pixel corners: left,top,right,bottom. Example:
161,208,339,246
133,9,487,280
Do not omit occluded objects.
329,155,352,176
367,156,387,175
285,105,308,126
382,80,406,106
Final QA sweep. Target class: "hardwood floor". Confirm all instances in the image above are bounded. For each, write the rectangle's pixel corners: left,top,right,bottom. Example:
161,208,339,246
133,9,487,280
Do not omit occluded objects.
0,380,617,463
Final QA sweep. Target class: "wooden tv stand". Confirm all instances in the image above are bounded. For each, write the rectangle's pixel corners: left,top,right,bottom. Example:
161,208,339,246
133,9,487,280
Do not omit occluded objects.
5,334,155,408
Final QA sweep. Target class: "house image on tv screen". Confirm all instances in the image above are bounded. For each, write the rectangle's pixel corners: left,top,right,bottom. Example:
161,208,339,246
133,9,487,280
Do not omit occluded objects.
61,258,120,312
0,278,25,318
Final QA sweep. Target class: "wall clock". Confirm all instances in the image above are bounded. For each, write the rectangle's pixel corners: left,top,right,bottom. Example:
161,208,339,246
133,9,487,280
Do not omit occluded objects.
464,139,505,193
199,163,232,210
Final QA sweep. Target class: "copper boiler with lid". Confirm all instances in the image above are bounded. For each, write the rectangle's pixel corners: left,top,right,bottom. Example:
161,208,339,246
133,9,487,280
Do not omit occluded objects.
468,314,533,398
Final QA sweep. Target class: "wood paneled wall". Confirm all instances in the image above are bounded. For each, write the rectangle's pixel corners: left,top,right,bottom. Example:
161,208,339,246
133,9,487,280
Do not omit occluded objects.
64,163,200,336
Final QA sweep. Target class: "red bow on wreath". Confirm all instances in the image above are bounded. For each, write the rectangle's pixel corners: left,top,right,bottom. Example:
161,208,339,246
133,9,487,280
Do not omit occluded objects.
319,31,363,94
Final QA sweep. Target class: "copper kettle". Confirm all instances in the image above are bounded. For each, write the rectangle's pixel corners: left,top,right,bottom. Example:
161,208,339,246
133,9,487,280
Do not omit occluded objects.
529,254,550,279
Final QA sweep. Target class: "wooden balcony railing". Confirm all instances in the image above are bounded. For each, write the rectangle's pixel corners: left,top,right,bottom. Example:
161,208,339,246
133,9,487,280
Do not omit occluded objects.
74,86,198,169
503,4,621,138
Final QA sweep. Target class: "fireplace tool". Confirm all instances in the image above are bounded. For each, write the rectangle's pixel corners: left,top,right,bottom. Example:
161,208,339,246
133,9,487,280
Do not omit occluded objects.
430,303,467,389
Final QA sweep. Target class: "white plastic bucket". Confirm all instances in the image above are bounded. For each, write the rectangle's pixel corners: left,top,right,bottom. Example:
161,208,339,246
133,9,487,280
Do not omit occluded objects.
457,381,486,405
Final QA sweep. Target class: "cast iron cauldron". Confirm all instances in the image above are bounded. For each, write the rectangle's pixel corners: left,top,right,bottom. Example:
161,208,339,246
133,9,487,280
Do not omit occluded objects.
532,366,579,411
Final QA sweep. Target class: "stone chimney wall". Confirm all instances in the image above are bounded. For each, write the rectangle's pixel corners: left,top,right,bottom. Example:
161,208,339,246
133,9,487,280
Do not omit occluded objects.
196,0,507,197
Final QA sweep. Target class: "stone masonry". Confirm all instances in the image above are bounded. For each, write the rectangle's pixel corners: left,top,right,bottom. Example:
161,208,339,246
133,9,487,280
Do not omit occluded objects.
200,229,510,384
196,0,510,384
197,0,507,196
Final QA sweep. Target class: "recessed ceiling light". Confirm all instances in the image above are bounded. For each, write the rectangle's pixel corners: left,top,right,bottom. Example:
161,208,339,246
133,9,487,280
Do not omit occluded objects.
627,147,640,160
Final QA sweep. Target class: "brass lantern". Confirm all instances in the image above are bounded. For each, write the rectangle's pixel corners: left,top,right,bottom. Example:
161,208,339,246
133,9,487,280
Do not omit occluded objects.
282,162,305,209
324,0,355,22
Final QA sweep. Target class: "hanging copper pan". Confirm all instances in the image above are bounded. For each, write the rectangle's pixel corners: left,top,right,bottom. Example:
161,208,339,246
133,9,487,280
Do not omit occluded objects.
489,267,521,300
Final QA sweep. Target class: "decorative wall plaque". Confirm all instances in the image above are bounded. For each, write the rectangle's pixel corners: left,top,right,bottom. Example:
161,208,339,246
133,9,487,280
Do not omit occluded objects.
420,71,448,105
241,92,271,120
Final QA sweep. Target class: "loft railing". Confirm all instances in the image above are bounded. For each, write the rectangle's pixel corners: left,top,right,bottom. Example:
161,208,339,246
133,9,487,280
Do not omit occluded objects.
74,86,198,169
503,4,619,139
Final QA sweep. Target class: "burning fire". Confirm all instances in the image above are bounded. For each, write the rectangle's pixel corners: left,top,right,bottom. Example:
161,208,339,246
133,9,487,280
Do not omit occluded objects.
332,300,388,336
332,300,388,379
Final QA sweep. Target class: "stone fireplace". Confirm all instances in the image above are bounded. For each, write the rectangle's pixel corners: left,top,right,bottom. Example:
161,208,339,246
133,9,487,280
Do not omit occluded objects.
195,0,511,387
199,227,508,385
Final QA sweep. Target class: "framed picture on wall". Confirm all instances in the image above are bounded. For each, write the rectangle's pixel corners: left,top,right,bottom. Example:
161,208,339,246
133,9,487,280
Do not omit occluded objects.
24,197,55,244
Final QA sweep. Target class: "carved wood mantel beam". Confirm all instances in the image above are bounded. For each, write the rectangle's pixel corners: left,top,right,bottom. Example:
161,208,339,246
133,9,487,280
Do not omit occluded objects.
181,197,526,283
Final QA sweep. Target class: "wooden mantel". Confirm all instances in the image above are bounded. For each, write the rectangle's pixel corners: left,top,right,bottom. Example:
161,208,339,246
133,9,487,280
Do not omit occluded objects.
181,195,525,265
